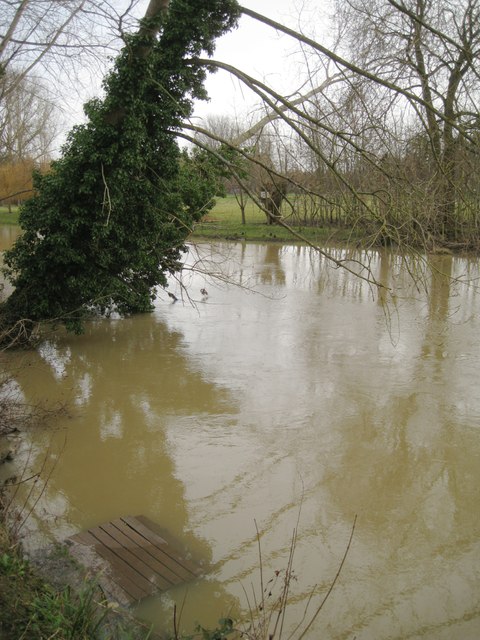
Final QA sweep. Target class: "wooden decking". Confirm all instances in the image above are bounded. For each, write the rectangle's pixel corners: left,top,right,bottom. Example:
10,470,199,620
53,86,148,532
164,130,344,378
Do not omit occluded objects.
67,515,201,605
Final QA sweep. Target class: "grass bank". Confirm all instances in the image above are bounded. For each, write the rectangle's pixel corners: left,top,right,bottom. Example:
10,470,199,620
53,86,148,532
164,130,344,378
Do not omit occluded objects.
0,512,155,639
0,371,154,640
0,519,108,640
190,195,362,245
0,207,20,225
2,199,360,246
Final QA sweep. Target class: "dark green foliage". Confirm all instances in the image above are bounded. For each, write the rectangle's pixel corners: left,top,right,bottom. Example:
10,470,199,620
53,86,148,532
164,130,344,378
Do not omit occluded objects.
1,0,240,335
178,148,227,216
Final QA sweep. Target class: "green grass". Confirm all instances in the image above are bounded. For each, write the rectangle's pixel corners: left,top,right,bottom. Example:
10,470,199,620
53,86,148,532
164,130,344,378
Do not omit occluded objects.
0,198,360,245
0,531,105,639
0,207,20,225
190,195,361,245
0,517,152,639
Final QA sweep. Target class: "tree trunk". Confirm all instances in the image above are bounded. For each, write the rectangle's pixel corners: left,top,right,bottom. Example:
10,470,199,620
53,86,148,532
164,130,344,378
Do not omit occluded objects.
240,203,246,225
138,0,170,39
105,0,170,126
438,141,457,240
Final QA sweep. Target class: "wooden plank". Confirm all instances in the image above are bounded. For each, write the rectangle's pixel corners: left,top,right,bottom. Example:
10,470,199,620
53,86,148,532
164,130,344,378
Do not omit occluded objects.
136,515,202,576
75,529,151,598
71,531,149,602
123,515,201,577
67,515,202,606
88,525,161,591
110,518,194,583
99,522,176,589
120,516,191,575
128,515,200,578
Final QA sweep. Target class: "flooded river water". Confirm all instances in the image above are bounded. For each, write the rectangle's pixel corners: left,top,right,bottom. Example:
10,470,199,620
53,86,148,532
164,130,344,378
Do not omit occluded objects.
1,234,479,639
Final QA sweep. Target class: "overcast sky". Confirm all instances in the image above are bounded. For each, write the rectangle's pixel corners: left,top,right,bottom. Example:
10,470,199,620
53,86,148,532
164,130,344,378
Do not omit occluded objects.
191,0,333,124
55,1,332,152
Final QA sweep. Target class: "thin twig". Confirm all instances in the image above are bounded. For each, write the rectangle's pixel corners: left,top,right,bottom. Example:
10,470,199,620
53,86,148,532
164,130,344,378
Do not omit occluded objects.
296,515,358,640
254,518,267,634
101,163,112,226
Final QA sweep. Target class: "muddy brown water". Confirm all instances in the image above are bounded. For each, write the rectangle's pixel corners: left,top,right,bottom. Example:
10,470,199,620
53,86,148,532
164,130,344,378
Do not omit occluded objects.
1,236,479,638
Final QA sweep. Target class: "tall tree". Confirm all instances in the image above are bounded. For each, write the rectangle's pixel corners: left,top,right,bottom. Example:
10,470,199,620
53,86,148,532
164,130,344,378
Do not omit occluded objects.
0,1,144,96
0,1,155,163
0,0,240,341
0,73,58,162
196,3,479,247
333,0,480,238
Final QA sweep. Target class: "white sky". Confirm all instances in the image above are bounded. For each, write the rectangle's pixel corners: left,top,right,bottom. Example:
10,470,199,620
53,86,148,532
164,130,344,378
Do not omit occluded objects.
55,1,333,152
192,0,333,124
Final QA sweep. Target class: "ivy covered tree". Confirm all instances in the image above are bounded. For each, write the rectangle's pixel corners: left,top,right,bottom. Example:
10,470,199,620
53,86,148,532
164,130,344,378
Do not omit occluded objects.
0,0,239,339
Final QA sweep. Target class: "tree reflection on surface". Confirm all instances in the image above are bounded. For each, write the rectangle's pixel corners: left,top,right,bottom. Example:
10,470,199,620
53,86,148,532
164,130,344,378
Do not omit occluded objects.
3,242,480,638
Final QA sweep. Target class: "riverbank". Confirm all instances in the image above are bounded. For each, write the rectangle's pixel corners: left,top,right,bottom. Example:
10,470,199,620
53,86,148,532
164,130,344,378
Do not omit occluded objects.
0,200,362,246
0,208,20,225
0,382,155,639
4,199,479,253
0,506,156,639
191,195,361,245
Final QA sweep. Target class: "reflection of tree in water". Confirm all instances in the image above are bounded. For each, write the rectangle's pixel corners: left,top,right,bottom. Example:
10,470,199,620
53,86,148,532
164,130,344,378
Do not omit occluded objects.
256,244,286,286
5,312,239,569
0,225,21,252
307,255,480,638
5,244,480,637
421,254,452,359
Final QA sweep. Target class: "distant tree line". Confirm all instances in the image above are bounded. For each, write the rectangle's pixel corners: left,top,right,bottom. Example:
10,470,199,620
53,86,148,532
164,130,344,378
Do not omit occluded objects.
193,0,480,250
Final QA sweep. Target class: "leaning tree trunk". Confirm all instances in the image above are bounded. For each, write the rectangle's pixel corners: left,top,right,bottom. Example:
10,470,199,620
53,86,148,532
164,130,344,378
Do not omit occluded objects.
0,0,241,345
105,0,170,126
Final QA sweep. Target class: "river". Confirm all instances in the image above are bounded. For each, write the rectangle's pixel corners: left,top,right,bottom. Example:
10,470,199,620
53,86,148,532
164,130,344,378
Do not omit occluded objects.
1,232,479,639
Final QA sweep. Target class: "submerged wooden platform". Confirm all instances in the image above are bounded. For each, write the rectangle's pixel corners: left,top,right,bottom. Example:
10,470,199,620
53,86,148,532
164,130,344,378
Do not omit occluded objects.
67,515,201,605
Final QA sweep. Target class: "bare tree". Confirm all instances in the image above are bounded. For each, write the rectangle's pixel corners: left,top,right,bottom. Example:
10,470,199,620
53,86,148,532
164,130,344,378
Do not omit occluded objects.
0,1,169,193
193,113,292,226
330,0,480,239
0,0,153,157
0,1,147,96
0,73,59,162
193,2,479,249
191,114,250,223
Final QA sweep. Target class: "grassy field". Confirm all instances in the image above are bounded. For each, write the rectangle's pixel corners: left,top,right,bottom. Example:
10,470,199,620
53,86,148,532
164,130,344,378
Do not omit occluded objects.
0,207,20,225
0,198,360,245
190,195,360,245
